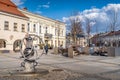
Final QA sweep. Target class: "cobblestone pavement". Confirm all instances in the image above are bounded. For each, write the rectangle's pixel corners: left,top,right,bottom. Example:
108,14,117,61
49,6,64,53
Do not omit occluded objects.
0,69,113,80
0,64,119,80
0,50,120,80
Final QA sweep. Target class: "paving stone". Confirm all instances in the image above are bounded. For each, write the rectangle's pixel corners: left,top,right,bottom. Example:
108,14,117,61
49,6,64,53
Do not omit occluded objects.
99,69,120,80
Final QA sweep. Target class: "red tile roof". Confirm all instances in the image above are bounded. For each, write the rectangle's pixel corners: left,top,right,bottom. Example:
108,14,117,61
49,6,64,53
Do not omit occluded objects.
92,30,120,39
106,31,120,36
0,0,28,18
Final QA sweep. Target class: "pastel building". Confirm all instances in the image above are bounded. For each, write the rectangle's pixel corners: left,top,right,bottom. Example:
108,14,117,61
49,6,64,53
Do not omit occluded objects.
20,9,66,48
0,0,66,52
0,0,28,51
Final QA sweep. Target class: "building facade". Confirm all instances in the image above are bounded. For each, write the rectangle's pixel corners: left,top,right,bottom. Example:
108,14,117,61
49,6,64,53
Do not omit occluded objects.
20,9,66,48
0,0,66,52
0,0,28,51
91,31,120,47
66,33,87,47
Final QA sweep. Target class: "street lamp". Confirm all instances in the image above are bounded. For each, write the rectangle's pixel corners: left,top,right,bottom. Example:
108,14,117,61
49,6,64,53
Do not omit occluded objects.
58,28,60,47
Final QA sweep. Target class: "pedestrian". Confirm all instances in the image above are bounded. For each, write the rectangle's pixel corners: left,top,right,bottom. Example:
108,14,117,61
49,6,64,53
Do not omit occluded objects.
59,45,63,55
44,43,48,55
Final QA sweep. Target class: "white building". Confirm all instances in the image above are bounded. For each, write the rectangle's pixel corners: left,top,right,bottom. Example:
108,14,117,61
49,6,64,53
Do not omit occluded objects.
0,0,66,52
0,0,28,51
20,9,66,48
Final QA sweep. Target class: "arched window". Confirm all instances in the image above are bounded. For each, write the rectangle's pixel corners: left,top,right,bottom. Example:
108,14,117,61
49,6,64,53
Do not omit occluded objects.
13,40,21,51
0,39,6,48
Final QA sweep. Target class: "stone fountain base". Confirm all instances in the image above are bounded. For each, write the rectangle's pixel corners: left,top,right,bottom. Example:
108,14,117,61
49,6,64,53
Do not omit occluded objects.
8,68,49,76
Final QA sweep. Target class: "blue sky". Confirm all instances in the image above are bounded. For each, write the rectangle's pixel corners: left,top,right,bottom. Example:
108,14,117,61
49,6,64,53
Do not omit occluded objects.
11,0,120,34
11,0,120,20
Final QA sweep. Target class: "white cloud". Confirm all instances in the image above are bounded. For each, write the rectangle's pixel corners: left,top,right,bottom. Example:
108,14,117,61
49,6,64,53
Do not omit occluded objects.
82,8,100,14
42,5,50,8
62,17,69,22
11,0,24,6
63,4,120,34
47,2,50,5
38,2,50,8
103,4,120,12
34,11,42,14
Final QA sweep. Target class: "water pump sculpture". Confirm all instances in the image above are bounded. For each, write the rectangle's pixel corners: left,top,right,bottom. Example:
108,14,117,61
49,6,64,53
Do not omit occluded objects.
20,34,44,73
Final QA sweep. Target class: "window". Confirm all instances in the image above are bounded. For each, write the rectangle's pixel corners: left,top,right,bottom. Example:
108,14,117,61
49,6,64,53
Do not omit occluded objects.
13,40,21,51
51,40,53,45
62,30,63,36
0,39,6,48
58,40,60,46
21,24,25,32
62,41,63,45
58,29,60,36
33,24,36,33
55,28,57,35
39,26,41,33
55,40,57,47
4,21,9,30
45,27,48,33
28,23,30,32
14,23,17,31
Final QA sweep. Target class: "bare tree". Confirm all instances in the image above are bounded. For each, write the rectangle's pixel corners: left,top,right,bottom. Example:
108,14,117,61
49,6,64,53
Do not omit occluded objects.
86,18,91,37
85,18,91,46
69,15,83,44
108,9,120,31
107,9,120,47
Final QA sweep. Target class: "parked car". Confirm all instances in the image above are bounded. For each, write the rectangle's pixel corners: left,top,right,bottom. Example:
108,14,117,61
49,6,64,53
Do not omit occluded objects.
89,44,108,56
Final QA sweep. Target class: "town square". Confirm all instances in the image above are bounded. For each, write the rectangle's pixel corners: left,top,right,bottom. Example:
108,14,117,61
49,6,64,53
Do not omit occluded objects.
0,0,120,80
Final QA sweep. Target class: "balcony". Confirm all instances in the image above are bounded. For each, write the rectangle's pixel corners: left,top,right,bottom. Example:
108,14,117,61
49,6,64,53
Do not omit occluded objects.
44,33,52,39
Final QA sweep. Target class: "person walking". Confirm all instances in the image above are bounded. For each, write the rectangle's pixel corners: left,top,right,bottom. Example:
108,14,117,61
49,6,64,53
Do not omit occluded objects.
44,43,48,55
59,45,63,55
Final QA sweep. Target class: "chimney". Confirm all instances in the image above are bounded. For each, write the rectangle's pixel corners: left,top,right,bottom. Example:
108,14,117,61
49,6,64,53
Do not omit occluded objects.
23,7,27,11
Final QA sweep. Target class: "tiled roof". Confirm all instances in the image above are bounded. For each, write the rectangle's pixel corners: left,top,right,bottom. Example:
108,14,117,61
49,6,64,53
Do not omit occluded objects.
0,0,28,18
106,31,120,36
91,34,99,39
92,30,120,39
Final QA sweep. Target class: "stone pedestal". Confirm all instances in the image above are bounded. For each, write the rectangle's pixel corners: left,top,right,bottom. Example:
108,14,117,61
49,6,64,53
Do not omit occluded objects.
21,60,37,72
107,47,120,57
107,47,115,57
68,46,74,58
115,47,120,56
54,47,58,54
83,47,89,55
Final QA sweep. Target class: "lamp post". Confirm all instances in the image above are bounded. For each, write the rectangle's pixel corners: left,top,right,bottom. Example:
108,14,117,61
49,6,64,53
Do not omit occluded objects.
58,28,60,47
